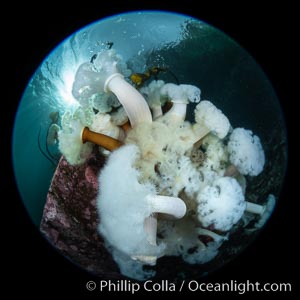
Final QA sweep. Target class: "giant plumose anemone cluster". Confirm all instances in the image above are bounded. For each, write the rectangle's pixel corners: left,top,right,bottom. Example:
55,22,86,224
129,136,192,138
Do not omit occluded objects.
57,49,275,280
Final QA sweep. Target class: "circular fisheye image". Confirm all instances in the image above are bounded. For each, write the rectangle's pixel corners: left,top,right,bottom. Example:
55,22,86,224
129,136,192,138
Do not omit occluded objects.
13,11,287,280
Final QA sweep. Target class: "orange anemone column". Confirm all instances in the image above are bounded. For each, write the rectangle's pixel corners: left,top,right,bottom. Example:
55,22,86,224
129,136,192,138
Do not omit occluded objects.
82,127,123,151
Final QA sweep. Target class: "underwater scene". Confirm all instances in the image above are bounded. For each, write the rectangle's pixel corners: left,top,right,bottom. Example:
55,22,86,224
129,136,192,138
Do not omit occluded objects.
13,11,287,280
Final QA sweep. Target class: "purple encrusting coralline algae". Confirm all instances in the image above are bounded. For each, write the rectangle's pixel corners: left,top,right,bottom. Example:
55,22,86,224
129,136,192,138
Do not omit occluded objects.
40,149,121,278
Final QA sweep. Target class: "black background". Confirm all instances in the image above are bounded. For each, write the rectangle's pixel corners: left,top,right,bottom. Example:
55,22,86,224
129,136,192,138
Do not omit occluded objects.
9,1,296,297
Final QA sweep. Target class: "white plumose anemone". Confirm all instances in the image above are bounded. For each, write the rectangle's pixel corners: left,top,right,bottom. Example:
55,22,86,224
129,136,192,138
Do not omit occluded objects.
227,128,265,176
194,100,230,139
98,144,186,274
197,177,246,231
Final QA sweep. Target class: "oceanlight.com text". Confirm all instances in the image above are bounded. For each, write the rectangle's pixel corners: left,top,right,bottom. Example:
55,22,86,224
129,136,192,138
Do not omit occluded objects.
86,279,292,294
